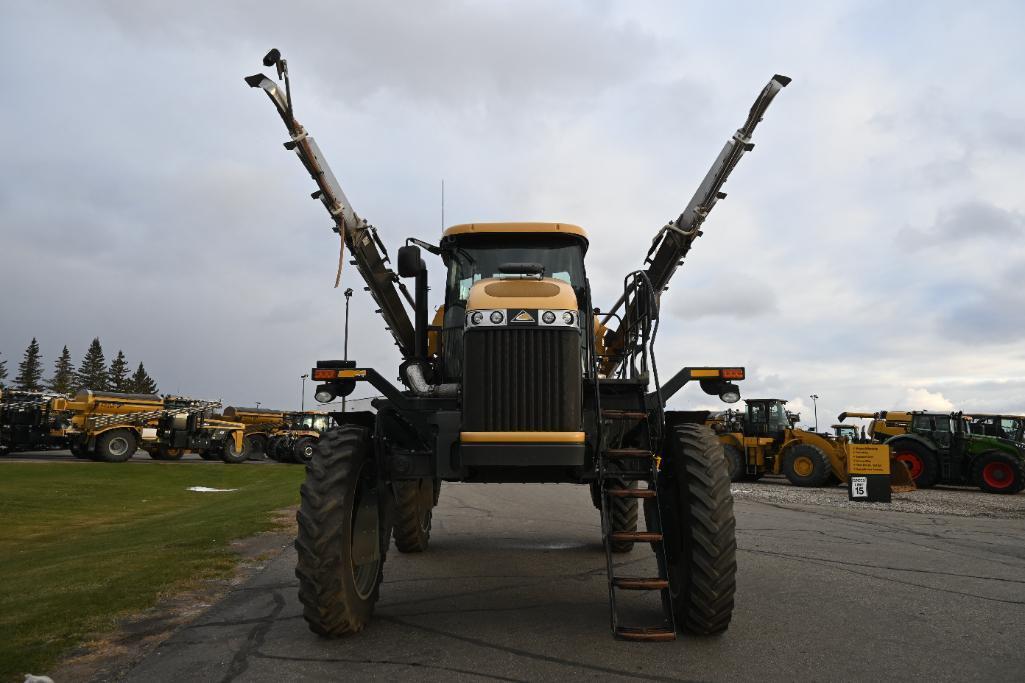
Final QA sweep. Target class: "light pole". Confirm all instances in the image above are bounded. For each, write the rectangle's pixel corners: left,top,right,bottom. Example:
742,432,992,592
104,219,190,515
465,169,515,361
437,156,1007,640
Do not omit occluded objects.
343,287,353,412
810,394,819,432
255,401,261,409
300,373,309,412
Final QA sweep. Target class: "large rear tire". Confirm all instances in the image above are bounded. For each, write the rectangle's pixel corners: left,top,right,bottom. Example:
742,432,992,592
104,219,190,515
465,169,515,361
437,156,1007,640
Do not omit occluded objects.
723,444,745,482
293,436,318,464
198,449,220,461
973,452,1025,494
267,435,288,462
646,423,736,635
244,435,266,460
69,443,90,460
95,430,137,463
295,427,387,636
891,441,939,488
392,477,435,553
781,444,832,487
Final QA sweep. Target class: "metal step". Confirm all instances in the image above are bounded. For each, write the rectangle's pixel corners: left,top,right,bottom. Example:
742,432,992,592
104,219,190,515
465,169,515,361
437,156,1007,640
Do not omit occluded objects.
610,530,662,543
615,626,676,642
606,488,656,499
613,577,669,590
601,410,649,420
605,448,654,460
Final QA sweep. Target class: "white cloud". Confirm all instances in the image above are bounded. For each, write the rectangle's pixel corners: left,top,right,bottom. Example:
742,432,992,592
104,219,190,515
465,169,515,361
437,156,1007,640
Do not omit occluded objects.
901,388,955,412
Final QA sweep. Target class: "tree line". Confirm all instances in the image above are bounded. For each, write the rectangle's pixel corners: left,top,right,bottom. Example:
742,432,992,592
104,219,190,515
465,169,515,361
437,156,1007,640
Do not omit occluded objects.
0,338,159,395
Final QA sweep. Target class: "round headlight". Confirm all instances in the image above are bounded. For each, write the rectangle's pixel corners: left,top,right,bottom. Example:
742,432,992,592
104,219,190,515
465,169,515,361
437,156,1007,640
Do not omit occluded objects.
490,310,504,324
542,310,556,324
562,311,575,325
470,311,484,325
314,388,336,403
719,390,741,404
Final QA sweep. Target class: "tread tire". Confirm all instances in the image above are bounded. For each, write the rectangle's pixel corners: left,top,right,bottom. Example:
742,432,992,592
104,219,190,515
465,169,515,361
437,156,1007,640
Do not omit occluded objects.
293,436,318,464
646,423,736,635
891,440,940,488
295,427,387,636
973,451,1025,495
392,478,435,553
608,479,638,553
95,429,136,463
221,434,247,464
722,444,745,482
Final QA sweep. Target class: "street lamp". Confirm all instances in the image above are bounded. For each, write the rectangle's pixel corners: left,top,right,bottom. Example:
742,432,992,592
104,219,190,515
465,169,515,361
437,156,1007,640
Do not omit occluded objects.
255,401,261,409
343,287,353,412
300,373,309,412
809,394,819,432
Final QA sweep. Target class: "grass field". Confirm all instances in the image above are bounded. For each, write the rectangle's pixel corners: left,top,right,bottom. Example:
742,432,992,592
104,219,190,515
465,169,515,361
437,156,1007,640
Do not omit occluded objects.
0,462,306,681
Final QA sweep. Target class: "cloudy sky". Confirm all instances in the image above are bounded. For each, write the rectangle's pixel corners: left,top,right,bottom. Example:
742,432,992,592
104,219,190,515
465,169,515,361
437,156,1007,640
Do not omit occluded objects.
2,1,1024,427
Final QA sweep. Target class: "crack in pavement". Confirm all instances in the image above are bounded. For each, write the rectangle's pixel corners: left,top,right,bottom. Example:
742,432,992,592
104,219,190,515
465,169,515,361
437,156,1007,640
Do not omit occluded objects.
378,615,698,682
220,590,286,683
251,651,528,681
741,548,1025,605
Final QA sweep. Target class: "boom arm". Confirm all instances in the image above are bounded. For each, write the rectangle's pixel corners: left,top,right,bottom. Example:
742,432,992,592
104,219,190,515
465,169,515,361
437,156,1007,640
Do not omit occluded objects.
244,50,416,359
603,74,790,342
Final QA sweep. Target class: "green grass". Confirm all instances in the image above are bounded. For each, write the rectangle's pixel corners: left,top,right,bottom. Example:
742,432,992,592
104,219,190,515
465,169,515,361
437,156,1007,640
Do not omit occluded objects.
0,462,305,681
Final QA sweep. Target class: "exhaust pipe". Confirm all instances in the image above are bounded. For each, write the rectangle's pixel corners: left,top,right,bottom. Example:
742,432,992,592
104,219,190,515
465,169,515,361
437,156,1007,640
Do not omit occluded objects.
405,364,458,398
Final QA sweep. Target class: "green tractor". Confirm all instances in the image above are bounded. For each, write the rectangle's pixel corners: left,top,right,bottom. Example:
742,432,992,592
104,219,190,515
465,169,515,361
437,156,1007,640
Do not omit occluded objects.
886,411,1025,494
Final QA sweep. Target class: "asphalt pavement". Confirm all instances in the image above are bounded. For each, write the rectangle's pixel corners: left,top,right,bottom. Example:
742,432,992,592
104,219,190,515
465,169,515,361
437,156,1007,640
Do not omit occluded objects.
1,449,278,464
118,480,1025,682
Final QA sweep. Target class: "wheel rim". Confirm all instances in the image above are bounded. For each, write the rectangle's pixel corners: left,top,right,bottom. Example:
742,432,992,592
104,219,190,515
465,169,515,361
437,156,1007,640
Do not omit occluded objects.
895,452,923,479
108,436,129,457
982,461,1014,489
792,455,814,477
350,463,380,600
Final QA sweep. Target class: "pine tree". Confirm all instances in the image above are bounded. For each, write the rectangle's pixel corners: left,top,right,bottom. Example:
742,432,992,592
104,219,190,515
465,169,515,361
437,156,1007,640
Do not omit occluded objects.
108,350,131,392
15,338,44,391
48,345,75,395
75,338,109,391
130,362,158,394
0,352,7,389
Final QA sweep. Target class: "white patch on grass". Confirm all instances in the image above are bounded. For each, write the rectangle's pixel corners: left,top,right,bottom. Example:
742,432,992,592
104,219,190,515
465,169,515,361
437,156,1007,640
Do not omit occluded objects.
186,486,238,493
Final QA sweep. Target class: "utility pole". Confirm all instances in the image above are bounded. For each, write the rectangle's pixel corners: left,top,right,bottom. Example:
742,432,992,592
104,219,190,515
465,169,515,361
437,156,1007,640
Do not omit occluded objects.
256,401,261,409
343,287,353,412
810,394,819,432
300,373,309,412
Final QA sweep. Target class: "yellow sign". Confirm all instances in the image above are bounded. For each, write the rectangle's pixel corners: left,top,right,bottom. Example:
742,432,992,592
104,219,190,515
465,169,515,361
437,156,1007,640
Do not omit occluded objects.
848,444,890,475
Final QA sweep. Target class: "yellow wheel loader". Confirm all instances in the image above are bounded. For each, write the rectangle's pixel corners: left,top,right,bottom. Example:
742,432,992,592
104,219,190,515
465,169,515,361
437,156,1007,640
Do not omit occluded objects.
720,399,915,490
246,48,788,640
836,410,913,443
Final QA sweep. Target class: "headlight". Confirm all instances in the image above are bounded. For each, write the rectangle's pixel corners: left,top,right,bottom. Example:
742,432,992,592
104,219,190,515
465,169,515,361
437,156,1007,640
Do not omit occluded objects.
719,390,741,404
542,310,556,324
470,311,483,325
314,385,336,403
490,310,504,324
562,311,575,325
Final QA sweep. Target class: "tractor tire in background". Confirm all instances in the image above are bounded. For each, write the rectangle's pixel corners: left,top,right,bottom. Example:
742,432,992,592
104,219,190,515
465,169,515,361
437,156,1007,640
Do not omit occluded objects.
781,444,832,487
293,437,317,464
94,429,137,463
149,447,185,461
973,452,1025,494
221,436,247,464
267,435,288,462
392,477,435,553
723,445,745,482
608,479,638,553
645,423,736,635
891,441,939,488
69,443,91,460
198,449,220,461
295,427,387,636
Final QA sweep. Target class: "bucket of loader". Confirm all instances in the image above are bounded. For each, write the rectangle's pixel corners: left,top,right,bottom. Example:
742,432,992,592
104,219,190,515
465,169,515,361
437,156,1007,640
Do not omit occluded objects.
888,452,916,492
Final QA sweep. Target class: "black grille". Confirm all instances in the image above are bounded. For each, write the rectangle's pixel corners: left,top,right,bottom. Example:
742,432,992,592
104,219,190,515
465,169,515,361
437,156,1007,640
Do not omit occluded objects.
463,327,581,431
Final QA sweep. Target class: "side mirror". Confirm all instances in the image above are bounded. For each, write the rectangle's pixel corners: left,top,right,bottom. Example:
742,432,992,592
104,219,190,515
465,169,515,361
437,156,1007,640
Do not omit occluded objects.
397,245,424,278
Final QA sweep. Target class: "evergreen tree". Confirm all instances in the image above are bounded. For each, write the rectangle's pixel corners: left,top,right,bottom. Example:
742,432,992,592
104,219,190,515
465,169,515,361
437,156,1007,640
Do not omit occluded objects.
0,352,7,389
130,362,158,394
75,338,109,391
48,345,75,395
15,338,44,391
108,350,131,392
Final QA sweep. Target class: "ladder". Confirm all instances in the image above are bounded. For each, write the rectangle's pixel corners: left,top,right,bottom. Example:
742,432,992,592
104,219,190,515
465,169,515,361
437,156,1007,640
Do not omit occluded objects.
595,271,676,641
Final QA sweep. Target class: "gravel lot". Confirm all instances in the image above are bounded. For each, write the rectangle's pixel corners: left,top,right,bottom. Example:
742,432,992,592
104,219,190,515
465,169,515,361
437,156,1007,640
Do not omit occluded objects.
733,475,1025,519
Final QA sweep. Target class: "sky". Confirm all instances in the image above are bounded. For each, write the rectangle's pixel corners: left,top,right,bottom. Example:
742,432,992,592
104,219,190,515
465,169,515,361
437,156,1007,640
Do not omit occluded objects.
1,1,1024,428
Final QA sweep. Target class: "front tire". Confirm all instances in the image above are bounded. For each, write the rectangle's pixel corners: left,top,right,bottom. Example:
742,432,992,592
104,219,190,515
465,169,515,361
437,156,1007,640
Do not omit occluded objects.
95,429,136,463
608,479,638,553
781,444,832,487
221,435,247,464
892,441,939,488
723,444,745,482
293,437,317,464
973,452,1025,494
646,423,736,635
295,427,387,636
392,477,436,553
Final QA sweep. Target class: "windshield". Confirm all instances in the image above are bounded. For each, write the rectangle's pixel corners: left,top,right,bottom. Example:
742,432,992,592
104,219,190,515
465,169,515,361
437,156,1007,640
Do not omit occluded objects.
444,234,586,304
